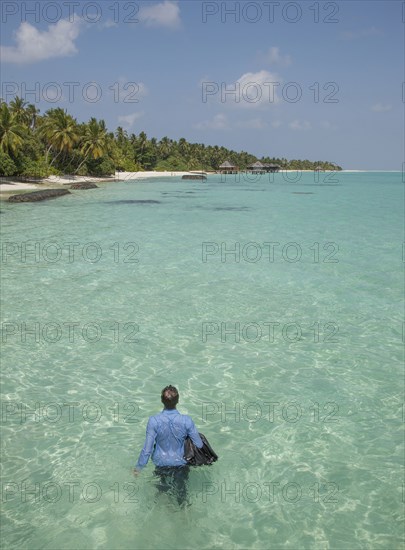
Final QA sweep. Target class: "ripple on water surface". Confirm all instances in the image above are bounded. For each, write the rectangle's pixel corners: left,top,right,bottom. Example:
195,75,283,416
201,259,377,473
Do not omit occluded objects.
1,173,403,549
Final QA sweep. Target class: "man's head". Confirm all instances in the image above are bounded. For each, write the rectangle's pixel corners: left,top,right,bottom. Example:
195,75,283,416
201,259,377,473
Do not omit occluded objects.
161,385,179,409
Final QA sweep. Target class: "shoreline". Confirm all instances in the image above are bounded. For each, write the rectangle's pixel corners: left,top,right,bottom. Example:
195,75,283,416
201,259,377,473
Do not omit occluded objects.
0,171,194,198
0,169,399,199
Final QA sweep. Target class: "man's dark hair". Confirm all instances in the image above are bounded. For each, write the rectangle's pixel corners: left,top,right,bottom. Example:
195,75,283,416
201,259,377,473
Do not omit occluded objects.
161,385,179,409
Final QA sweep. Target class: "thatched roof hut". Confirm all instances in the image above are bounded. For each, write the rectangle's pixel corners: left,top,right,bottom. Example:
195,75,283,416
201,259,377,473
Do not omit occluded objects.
247,161,265,173
247,161,281,173
263,163,281,173
218,160,238,174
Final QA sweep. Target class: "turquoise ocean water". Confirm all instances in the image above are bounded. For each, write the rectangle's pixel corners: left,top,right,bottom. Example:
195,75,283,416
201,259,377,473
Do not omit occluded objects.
1,172,403,549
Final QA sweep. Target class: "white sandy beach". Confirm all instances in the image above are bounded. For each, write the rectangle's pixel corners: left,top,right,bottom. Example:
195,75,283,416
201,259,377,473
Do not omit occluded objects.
0,182,40,192
114,171,194,181
0,171,198,195
45,171,195,184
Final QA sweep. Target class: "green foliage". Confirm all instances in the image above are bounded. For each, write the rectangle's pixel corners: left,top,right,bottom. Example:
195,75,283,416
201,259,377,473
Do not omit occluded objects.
0,151,17,176
20,159,53,178
119,158,140,172
0,102,26,155
155,155,188,171
85,157,115,176
1,97,342,178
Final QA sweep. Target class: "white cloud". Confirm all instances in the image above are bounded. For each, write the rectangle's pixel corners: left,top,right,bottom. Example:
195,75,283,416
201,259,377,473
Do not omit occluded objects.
195,114,228,130
263,46,292,67
100,19,118,29
340,27,383,40
138,1,181,29
289,120,311,131
118,111,144,129
371,103,392,112
235,70,282,108
201,70,281,110
1,19,82,64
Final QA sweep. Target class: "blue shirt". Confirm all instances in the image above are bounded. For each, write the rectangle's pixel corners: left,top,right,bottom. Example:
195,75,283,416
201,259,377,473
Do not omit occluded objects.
136,409,203,470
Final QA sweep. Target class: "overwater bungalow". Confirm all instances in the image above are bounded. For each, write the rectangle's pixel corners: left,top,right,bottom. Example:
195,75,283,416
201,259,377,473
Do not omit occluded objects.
247,161,265,173
218,161,238,174
248,162,281,173
263,163,281,173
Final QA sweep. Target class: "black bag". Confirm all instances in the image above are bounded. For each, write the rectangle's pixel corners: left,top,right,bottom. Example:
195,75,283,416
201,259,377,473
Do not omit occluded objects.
184,433,218,466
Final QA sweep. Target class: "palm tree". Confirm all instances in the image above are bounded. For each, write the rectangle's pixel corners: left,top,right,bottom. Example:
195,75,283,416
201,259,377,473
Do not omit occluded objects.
39,108,79,165
136,131,149,165
178,137,190,159
116,126,128,149
0,102,25,155
129,133,137,146
9,96,29,125
26,104,40,130
76,118,109,172
80,118,108,159
158,136,171,159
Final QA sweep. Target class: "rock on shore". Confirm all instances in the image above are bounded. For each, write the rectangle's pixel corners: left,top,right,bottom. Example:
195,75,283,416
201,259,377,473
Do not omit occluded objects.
70,182,99,189
8,189,71,202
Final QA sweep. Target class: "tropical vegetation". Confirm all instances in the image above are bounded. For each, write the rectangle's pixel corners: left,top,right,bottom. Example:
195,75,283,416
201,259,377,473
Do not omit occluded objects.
0,98,341,178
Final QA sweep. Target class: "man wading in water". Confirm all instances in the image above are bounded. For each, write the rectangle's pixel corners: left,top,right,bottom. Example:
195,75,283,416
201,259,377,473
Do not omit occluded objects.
134,385,203,506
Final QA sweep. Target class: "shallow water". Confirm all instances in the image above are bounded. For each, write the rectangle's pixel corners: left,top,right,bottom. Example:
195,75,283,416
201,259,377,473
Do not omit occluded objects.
1,172,403,549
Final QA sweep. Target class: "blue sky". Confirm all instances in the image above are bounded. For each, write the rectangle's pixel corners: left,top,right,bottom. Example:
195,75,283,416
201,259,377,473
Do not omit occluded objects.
1,1,403,168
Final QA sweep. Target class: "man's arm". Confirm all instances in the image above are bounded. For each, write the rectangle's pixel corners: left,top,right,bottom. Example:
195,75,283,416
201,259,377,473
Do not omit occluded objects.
186,417,203,448
135,417,157,471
